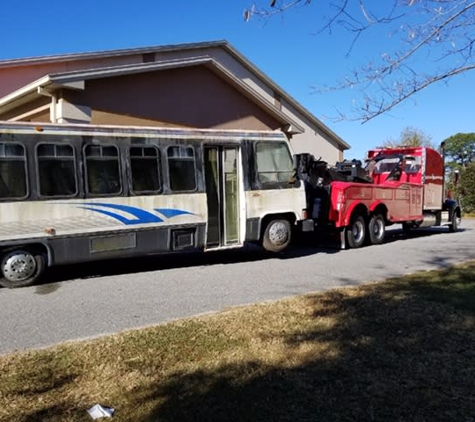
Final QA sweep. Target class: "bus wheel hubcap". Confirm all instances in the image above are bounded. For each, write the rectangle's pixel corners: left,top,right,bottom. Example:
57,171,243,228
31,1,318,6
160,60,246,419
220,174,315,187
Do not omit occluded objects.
3,253,36,282
269,222,288,245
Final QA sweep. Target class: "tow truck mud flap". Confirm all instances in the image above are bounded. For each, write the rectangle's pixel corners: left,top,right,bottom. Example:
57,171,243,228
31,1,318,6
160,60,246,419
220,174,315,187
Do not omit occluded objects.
301,219,314,232
340,227,347,250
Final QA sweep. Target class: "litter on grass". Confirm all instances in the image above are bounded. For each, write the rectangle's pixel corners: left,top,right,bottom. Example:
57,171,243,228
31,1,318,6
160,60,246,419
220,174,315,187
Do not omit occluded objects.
87,404,115,419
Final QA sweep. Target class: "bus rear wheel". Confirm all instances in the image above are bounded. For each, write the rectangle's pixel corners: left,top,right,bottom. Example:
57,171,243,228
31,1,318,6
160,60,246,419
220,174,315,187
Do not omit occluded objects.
262,219,291,253
0,249,45,288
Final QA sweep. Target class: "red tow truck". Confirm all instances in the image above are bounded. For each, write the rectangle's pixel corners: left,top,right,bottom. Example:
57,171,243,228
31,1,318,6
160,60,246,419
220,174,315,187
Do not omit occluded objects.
295,143,462,248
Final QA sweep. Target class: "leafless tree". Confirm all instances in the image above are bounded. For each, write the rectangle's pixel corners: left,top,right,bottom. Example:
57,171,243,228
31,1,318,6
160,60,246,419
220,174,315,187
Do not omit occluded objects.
381,126,434,148
244,1,475,123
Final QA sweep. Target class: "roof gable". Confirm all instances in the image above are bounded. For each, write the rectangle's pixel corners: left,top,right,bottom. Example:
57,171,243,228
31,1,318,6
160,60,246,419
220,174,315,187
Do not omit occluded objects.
0,40,349,149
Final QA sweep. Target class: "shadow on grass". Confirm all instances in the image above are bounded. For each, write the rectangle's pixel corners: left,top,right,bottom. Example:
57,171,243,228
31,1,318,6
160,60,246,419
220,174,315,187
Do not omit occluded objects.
1,369,81,422
9,263,475,421
138,265,475,422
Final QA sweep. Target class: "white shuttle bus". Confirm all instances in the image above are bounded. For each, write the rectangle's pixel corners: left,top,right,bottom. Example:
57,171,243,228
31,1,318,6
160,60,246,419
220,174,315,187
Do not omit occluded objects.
0,122,311,287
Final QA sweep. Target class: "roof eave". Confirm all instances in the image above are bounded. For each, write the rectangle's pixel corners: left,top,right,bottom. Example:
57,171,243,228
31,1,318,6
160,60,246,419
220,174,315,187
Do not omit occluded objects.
0,40,229,68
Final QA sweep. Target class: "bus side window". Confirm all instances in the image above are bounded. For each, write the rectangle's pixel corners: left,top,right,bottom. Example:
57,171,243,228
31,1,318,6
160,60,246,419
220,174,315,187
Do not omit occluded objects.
130,146,161,194
167,146,196,191
256,141,293,185
0,143,28,199
85,145,122,196
37,143,77,197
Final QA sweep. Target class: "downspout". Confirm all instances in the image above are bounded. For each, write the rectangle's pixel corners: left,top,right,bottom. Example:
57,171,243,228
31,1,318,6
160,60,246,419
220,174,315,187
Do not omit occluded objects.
440,141,446,203
37,87,57,123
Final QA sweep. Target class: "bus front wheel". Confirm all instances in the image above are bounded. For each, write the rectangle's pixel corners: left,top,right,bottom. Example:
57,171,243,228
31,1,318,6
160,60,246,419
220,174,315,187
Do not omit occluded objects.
0,249,45,288
262,219,291,253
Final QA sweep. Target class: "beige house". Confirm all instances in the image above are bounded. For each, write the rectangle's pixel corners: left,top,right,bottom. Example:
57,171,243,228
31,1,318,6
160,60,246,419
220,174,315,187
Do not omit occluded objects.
0,40,349,162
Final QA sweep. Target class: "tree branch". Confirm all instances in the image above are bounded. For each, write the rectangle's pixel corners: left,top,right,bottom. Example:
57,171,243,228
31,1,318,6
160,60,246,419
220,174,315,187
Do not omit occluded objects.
245,0,475,122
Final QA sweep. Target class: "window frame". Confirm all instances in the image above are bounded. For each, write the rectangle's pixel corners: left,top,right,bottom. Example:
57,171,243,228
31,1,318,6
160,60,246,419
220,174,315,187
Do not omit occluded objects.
254,141,295,189
84,144,123,197
0,142,29,201
166,145,197,192
36,142,78,199
128,145,162,195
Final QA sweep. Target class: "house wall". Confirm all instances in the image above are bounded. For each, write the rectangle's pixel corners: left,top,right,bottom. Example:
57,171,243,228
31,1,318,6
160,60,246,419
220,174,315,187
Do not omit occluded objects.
200,47,345,161
0,56,141,98
280,98,344,164
61,66,281,131
0,43,347,161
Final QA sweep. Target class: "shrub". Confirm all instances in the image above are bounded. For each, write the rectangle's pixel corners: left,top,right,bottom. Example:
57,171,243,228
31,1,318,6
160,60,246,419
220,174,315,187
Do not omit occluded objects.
458,163,475,213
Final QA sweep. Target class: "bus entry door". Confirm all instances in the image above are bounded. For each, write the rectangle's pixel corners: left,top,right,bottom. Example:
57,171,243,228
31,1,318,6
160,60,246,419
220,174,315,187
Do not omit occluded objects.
204,146,240,248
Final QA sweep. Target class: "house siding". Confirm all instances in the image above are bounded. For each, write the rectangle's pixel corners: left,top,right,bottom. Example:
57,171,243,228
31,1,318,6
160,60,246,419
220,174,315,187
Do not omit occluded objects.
0,41,349,161
62,66,281,131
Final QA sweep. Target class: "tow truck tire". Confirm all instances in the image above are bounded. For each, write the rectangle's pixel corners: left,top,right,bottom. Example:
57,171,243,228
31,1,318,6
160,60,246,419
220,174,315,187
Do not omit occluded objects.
368,214,386,245
346,214,366,249
0,249,45,288
262,219,291,253
449,210,461,233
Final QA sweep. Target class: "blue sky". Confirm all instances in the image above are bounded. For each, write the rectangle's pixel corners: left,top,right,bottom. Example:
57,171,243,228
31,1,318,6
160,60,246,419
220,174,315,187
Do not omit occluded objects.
1,0,473,161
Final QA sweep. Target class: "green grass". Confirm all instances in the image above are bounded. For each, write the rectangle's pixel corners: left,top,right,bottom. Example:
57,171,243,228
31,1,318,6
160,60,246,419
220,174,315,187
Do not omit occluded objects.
1,261,475,421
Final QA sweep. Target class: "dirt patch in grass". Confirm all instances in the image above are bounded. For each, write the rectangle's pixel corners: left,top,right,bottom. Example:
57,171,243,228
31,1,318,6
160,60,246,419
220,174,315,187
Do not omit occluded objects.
1,261,475,421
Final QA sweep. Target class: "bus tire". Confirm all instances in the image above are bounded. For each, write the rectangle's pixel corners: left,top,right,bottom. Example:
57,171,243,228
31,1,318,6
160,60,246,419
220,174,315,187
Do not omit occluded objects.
368,213,385,245
0,249,45,288
346,214,366,249
262,219,291,253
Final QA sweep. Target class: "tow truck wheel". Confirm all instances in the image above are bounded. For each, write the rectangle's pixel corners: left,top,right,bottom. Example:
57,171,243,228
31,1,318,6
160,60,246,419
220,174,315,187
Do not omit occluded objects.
0,249,45,288
262,219,291,253
449,210,461,233
346,214,366,248
368,214,386,245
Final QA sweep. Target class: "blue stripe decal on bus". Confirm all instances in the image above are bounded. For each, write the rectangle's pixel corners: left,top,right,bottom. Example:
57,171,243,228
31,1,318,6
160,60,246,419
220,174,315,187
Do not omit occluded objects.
154,208,193,218
79,203,164,225
76,203,194,225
